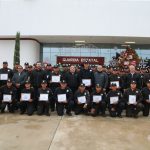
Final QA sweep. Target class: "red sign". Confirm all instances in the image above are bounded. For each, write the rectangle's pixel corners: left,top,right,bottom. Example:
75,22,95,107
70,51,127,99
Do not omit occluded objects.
57,56,104,65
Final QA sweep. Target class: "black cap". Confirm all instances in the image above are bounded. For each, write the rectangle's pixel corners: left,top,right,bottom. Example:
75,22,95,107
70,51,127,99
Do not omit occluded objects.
95,84,102,88
25,80,31,84
53,64,59,68
15,62,19,65
111,83,117,87
124,66,128,69
60,80,67,84
24,62,29,65
80,83,85,87
113,67,118,71
131,80,137,84
28,65,33,68
3,61,8,64
107,65,111,69
84,60,89,64
62,64,66,67
47,64,51,66
7,79,12,83
41,80,47,84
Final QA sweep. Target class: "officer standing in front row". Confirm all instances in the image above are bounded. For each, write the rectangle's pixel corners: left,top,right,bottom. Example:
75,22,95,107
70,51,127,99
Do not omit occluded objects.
0,79,17,113
37,80,53,116
90,84,107,117
141,79,150,116
123,81,143,118
54,80,73,116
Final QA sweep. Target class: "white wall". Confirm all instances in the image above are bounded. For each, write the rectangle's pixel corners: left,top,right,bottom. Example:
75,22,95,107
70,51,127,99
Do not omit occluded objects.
0,40,40,69
0,0,150,37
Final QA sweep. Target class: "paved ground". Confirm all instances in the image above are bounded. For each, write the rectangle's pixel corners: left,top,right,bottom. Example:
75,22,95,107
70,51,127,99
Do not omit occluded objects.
0,112,150,150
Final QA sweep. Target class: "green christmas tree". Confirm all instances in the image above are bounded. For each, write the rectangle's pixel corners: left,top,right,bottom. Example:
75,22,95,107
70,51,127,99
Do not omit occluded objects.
13,32,20,67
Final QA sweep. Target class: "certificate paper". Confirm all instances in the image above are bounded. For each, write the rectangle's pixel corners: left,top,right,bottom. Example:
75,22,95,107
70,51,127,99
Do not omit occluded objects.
111,81,120,88
0,74,8,80
21,93,31,101
78,96,86,104
129,95,136,104
149,95,150,100
93,95,102,103
51,76,60,83
57,94,67,102
110,96,118,104
82,79,91,86
39,94,48,101
3,94,12,102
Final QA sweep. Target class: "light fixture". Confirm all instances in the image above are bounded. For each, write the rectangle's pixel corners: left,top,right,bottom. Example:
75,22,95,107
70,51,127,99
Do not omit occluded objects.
125,41,136,44
121,44,130,47
75,40,85,43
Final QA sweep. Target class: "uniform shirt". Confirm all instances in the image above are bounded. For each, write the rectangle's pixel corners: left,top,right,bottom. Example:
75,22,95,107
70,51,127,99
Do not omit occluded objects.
54,87,73,103
0,85,17,102
106,90,122,105
141,87,150,102
123,88,142,103
74,90,90,104
90,91,106,103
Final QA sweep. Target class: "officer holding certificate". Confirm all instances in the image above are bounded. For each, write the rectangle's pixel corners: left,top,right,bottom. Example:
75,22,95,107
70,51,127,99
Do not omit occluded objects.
74,83,90,115
106,83,124,118
54,80,73,116
0,79,17,113
90,84,107,117
141,79,150,116
20,80,34,115
123,80,143,118
37,80,53,116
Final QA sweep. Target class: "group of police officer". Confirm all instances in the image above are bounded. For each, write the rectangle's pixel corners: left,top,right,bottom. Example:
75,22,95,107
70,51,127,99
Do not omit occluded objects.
0,60,150,118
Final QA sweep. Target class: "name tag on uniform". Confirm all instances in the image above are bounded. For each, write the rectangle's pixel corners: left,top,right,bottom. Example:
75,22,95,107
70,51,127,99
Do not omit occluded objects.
111,81,119,88
39,94,48,101
78,96,86,104
0,74,8,80
82,79,91,86
3,94,12,102
21,93,31,101
93,95,102,103
129,95,136,104
57,94,67,102
51,75,60,83
110,96,118,104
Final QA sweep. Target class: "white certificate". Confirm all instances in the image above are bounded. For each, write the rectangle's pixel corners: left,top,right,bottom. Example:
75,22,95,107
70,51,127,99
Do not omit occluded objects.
0,74,8,80
111,81,120,88
78,96,86,104
82,79,91,86
93,95,102,103
129,95,136,104
149,95,150,100
51,75,60,83
110,96,118,104
21,93,31,101
39,94,48,101
3,94,12,102
57,94,67,102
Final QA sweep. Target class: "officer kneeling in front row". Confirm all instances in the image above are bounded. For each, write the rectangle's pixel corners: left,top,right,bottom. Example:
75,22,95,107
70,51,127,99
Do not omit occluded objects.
123,80,143,118
19,80,34,116
74,83,91,115
37,80,53,116
90,84,107,117
107,83,124,118
0,79,17,113
54,80,73,116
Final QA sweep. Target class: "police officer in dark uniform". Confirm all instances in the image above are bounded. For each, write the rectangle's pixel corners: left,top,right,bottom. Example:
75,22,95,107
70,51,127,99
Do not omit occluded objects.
45,64,52,86
141,79,150,116
0,79,17,113
123,80,143,118
26,65,33,81
37,80,53,116
49,64,63,111
90,84,107,117
20,80,34,115
74,83,91,115
30,62,46,110
106,83,124,118
0,61,14,87
23,62,29,73
54,80,73,116
78,61,95,92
